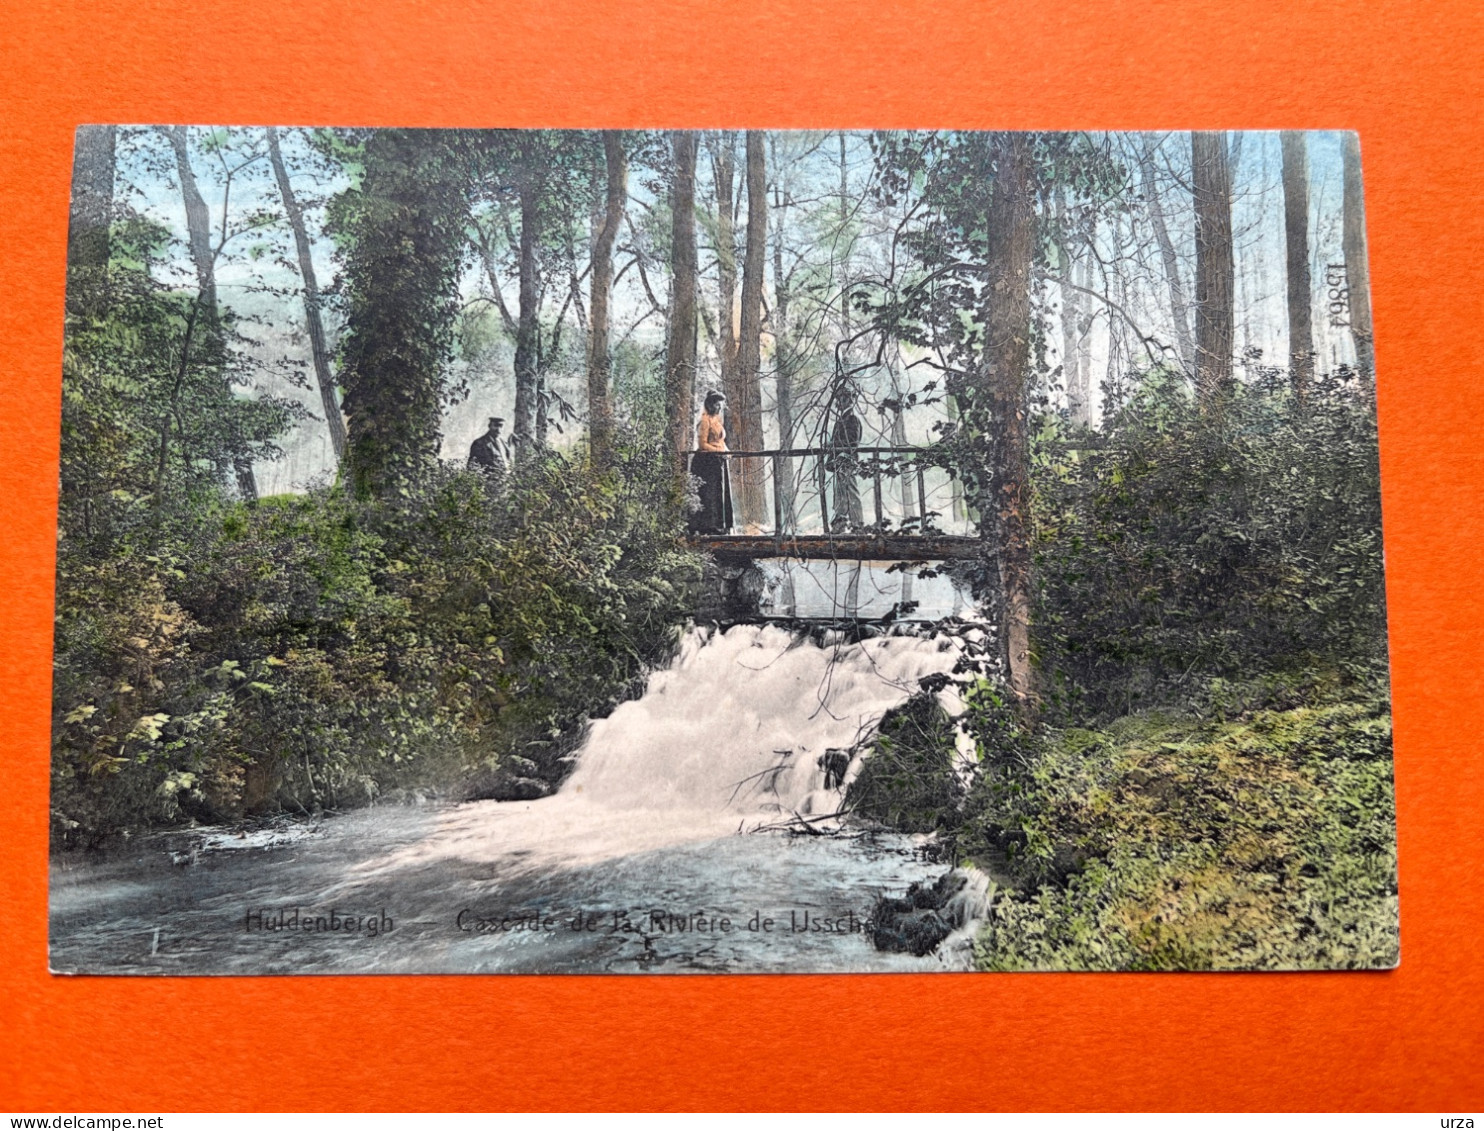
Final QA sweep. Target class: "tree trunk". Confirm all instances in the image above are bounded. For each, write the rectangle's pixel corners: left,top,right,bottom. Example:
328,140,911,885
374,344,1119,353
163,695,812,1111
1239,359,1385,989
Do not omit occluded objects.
1053,188,1086,425
1138,135,1195,375
1192,130,1235,410
164,126,257,501
267,127,346,463
980,132,1037,712
1105,212,1129,398
838,131,852,340
586,130,626,467
166,127,218,313
888,361,917,532
1280,131,1315,400
1074,253,1096,426
770,138,797,530
67,125,115,273
1237,210,1254,365
1341,132,1375,376
513,160,543,465
711,132,740,419
733,131,768,528
664,132,699,482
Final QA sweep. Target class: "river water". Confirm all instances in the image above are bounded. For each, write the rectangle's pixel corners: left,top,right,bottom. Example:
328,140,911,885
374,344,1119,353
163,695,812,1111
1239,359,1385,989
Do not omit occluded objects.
50,624,975,975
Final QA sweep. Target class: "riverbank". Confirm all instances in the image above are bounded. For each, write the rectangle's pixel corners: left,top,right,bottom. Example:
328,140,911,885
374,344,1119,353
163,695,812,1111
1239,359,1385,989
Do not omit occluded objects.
954,686,1398,970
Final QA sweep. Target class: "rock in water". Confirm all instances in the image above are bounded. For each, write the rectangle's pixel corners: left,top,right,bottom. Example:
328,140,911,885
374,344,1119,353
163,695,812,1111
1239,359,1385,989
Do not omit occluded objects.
870,869,993,956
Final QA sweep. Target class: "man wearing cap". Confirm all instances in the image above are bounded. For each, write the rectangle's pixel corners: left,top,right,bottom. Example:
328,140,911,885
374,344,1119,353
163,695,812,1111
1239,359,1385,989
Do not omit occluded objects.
468,416,508,477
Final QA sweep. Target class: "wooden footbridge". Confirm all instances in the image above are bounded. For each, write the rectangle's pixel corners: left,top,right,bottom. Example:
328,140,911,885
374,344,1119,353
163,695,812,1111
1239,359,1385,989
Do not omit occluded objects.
684,446,980,563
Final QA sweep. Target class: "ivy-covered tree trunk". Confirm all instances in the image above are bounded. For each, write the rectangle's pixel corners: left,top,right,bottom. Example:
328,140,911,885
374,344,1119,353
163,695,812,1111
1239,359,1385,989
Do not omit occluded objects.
1281,130,1315,401
664,131,699,482
339,128,469,499
1192,130,1235,411
267,127,346,463
586,130,626,467
164,125,258,503
733,130,768,528
1341,133,1375,377
981,131,1037,712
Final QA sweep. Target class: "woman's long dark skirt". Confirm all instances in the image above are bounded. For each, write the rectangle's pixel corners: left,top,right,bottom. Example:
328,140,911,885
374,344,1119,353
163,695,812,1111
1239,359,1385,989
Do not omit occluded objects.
688,452,733,534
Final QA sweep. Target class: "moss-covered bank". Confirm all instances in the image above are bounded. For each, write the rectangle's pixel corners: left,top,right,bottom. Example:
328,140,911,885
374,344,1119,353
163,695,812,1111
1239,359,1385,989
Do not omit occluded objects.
953,689,1397,970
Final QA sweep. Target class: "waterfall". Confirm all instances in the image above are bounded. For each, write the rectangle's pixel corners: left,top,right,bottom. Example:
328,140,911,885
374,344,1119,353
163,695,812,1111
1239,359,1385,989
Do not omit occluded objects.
360,623,967,879
563,623,963,819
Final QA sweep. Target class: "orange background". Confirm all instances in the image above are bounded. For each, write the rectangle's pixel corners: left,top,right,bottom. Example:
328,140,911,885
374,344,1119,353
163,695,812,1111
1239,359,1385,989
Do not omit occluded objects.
2,0,1481,1112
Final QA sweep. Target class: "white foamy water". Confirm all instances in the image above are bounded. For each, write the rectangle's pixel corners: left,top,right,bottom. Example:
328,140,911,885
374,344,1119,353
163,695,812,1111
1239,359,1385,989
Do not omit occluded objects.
567,623,962,813
348,624,964,881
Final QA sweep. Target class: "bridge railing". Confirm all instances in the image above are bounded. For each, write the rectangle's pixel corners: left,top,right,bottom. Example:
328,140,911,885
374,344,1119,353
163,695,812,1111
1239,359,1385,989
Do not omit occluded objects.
687,446,974,539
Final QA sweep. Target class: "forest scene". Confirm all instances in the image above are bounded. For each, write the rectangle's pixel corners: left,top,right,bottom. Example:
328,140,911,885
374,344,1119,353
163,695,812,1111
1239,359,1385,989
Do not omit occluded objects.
50,127,1395,974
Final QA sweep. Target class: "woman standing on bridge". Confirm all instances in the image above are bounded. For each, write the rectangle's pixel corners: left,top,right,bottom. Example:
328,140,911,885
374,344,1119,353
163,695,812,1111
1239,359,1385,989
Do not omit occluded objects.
689,391,733,535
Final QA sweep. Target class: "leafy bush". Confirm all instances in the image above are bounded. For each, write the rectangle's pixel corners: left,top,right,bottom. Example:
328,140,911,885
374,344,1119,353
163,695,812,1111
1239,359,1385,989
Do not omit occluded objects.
52,439,701,847
1032,368,1387,720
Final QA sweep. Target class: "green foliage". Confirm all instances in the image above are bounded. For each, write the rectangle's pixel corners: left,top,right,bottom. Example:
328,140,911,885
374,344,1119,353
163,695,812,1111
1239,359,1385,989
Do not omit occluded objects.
958,684,1397,970
61,216,298,549
609,339,670,446
929,364,1397,969
1033,367,1388,719
867,130,1124,398
466,130,605,253
848,693,964,833
52,440,701,847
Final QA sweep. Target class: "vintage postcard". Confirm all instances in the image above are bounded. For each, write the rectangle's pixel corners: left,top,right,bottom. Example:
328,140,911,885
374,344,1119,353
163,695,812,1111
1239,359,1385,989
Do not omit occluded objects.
48,128,1397,974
